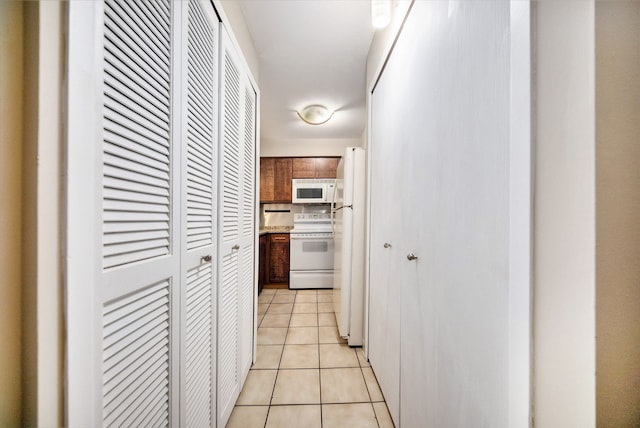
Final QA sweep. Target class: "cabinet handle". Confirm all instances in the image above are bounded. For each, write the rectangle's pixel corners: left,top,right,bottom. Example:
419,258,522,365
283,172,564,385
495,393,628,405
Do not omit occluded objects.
383,243,392,248
406,253,418,261
201,254,212,263
232,244,240,250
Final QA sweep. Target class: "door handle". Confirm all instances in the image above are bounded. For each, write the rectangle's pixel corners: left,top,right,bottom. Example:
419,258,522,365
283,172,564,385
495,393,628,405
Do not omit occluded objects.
201,254,212,263
383,243,392,248
406,253,418,261
232,244,240,250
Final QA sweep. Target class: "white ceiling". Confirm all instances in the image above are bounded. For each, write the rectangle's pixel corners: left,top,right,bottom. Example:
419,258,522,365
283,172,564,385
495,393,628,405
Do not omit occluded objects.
238,0,375,142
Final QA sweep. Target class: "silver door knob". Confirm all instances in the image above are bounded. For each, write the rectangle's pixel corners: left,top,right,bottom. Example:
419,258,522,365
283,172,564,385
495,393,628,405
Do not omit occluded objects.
201,254,212,263
406,253,418,261
232,244,240,250
383,243,392,248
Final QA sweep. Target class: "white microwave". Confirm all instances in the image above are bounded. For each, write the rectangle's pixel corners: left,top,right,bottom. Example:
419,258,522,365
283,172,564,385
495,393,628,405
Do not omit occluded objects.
292,178,336,204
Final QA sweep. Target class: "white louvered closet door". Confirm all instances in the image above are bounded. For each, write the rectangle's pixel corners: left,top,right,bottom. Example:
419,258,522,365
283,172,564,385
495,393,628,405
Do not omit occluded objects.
179,1,219,427
101,0,180,427
217,26,256,427
238,77,257,379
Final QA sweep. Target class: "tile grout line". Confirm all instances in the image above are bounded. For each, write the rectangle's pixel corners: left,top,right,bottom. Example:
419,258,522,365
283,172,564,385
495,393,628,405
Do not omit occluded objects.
263,289,293,427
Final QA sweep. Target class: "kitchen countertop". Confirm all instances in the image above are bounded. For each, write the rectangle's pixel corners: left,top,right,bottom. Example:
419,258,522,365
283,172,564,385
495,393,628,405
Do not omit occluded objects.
259,226,293,236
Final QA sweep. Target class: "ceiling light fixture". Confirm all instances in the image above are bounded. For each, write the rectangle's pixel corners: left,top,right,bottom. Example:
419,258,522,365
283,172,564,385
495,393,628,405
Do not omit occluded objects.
297,104,334,125
371,0,391,29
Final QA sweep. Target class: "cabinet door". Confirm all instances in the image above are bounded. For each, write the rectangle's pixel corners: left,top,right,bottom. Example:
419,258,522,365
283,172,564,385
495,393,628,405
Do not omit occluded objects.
314,157,339,178
292,158,315,178
258,235,267,292
260,158,275,202
268,234,290,284
273,158,292,202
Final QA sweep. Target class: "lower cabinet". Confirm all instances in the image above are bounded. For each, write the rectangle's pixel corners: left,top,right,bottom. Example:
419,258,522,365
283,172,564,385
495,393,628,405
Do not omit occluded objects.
258,234,267,293
267,234,290,284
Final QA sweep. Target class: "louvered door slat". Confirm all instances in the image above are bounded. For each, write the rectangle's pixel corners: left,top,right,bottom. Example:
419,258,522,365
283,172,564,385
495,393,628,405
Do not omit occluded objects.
103,0,172,271
104,80,170,131
117,1,171,58
105,98,169,142
105,1,170,71
103,280,170,428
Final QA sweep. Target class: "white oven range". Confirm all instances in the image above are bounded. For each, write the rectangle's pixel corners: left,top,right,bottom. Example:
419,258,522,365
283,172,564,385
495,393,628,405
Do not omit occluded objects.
289,213,334,289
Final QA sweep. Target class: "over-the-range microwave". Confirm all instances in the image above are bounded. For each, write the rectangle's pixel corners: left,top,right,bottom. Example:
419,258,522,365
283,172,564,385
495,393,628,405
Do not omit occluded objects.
292,178,335,204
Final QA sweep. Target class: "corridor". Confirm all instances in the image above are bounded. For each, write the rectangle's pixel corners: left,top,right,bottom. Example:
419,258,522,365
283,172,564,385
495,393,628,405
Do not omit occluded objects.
226,288,393,428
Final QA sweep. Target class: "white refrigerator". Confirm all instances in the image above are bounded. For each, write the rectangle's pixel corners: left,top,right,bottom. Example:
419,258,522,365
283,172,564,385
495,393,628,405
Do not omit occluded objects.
332,147,366,346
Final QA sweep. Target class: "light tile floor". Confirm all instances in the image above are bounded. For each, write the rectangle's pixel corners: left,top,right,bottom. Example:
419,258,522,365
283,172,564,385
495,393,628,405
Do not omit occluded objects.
227,288,395,428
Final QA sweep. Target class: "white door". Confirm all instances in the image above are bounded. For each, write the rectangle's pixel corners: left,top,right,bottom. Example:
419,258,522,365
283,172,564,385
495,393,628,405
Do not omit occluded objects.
368,1,531,427
67,0,182,425
180,1,219,426
217,25,257,427
368,73,402,425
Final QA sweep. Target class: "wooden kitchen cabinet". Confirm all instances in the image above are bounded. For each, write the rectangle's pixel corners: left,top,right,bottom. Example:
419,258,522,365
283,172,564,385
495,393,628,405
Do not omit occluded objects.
260,157,293,203
258,234,267,293
260,158,275,202
292,157,339,179
267,233,290,284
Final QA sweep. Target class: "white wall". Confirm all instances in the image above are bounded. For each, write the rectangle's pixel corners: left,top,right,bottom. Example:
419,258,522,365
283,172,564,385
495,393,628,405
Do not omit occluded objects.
534,1,596,426
218,0,259,84
260,138,360,157
595,2,640,425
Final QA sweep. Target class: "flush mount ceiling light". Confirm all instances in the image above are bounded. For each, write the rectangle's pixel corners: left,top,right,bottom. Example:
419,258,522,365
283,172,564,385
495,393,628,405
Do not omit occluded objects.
297,104,334,125
371,0,391,29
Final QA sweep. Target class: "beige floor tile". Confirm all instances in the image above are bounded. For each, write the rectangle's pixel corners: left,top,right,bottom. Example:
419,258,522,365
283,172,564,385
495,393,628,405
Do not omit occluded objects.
260,313,291,328
280,344,319,369
252,345,283,370
289,313,318,327
317,302,334,313
317,289,333,295
373,402,395,428
357,348,371,368
236,369,277,405
271,369,320,405
362,367,384,401
318,326,346,344
257,311,266,326
258,303,269,315
275,289,297,295
265,405,321,428
267,303,294,314
321,368,370,403
322,403,379,428
257,327,288,345
260,289,276,295
295,294,318,303
272,293,296,304
296,289,317,295
258,294,274,304
319,343,359,368
226,405,269,428
318,312,337,326
286,326,319,345
292,302,318,314
317,293,333,303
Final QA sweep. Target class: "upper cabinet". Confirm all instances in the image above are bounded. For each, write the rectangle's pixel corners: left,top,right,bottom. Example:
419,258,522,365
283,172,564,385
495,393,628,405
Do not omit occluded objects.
260,158,292,203
293,157,339,178
260,157,339,203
